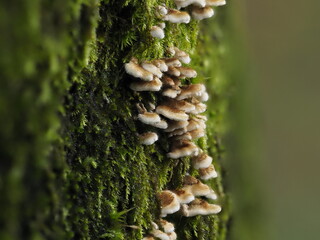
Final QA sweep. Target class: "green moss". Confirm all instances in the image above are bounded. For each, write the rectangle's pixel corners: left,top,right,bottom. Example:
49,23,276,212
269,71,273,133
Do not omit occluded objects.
0,1,230,239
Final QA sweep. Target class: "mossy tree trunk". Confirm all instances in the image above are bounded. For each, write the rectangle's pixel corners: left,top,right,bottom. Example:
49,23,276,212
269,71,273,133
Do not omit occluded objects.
0,1,230,239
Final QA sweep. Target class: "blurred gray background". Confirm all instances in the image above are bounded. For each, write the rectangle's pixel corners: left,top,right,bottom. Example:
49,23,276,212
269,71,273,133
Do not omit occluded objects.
226,0,320,239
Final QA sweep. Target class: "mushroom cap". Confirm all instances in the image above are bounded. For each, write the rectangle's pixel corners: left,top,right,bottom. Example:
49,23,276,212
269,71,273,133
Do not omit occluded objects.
157,5,168,15
172,47,191,64
197,91,209,102
142,62,163,78
170,132,192,141
206,0,226,6
161,75,176,87
142,236,155,240
139,132,158,145
199,164,218,180
167,66,181,77
152,59,168,72
183,176,213,197
125,60,153,81
158,22,166,29
152,221,159,230
164,120,189,132
173,189,195,204
189,128,205,139
182,199,222,217
162,99,196,113
192,153,213,169
190,102,207,114
167,140,199,159
151,230,170,240
167,232,177,240
168,127,188,137
164,58,182,67
148,119,168,129
158,191,181,216
162,87,181,98
163,9,191,23
175,0,206,9
176,67,197,78
138,112,161,124
156,105,189,121
151,26,165,39
176,84,206,100
186,119,202,132
159,219,175,233
192,6,214,20
130,77,163,92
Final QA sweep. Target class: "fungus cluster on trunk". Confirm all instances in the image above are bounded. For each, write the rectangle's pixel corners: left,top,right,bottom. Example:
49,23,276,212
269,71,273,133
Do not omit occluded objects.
123,1,227,238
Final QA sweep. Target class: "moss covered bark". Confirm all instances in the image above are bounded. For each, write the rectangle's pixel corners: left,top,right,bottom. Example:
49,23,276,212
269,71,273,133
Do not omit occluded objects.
0,0,230,239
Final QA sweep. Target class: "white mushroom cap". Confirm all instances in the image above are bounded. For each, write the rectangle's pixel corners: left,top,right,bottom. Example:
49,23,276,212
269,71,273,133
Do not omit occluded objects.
139,132,158,145
151,230,170,240
158,22,166,29
173,189,195,204
159,219,175,233
168,127,188,137
189,102,207,114
197,91,209,102
149,119,168,129
171,132,192,141
176,84,206,100
161,75,175,87
152,59,168,72
130,77,163,92
157,5,168,15
183,176,214,197
192,153,213,169
172,47,191,64
174,0,206,9
125,59,153,81
156,105,189,121
162,87,181,98
189,128,205,139
163,9,191,24
192,6,214,20
162,99,196,113
151,26,165,39
142,236,155,240
206,0,226,6
181,199,221,217
158,191,181,217
186,119,203,132
164,58,182,67
167,66,181,77
164,120,189,132
167,140,199,159
167,232,177,240
199,164,218,180
142,62,163,78
176,67,197,78
138,112,161,125
151,221,159,230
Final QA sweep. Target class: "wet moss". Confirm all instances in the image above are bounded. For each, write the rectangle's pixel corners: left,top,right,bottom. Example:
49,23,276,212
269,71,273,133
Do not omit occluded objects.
0,1,230,239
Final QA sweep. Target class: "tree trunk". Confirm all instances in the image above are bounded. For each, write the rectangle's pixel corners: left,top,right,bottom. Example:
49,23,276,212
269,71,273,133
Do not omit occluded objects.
0,1,230,239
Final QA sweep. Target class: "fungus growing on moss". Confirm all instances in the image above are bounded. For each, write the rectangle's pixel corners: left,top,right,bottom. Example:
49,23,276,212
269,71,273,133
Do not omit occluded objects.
182,175,217,199
151,230,170,240
191,6,214,20
130,77,163,92
162,86,181,98
196,91,209,102
176,67,197,78
167,232,177,240
174,0,206,9
176,84,206,100
157,190,181,217
189,128,205,139
167,140,199,159
162,99,196,113
142,236,155,240
181,199,222,217
186,119,202,132
159,219,175,233
137,104,161,124
171,132,192,141
142,62,163,78
157,5,168,15
156,105,189,121
164,58,182,67
192,152,213,169
168,127,187,137
199,164,218,180
173,189,195,204
163,9,191,24
164,120,189,132
125,58,153,81
167,66,181,77
161,75,175,87
149,119,168,129
151,26,165,39
172,47,191,64
152,59,168,72
206,0,226,6
139,132,159,145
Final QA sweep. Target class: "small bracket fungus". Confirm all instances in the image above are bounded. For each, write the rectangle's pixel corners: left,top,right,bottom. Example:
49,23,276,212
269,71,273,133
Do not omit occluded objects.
167,140,199,159
157,190,180,217
162,99,196,113
181,199,222,217
151,26,165,39
182,175,217,199
130,77,163,92
162,86,181,98
172,47,191,64
167,66,181,77
174,0,206,9
159,219,175,233
163,9,191,24
206,0,226,6
157,5,168,16
148,119,168,129
125,58,153,81
156,105,189,121
191,6,215,20
152,59,168,72
173,189,195,204
137,104,161,124
142,236,155,240
199,164,218,180
151,230,170,240
142,62,163,78
176,67,197,78
167,232,177,240
176,84,206,100
192,152,213,169
164,120,189,132
189,128,205,139
164,58,182,67
139,132,159,145
196,91,209,102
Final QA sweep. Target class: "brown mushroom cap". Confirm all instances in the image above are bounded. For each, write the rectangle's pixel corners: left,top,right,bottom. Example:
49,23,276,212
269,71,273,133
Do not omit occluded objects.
161,75,176,87
163,9,191,24
176,84,206,100
191,6,214,20
189,102,207,114
162,99,196,113
199,164,218,180
192,153,213,169
189,128,205,139
151,230,170,240
173,189,195,204
159,219,175,233
164,120,189,132
156,105,189,121
167,232,177,240
142,62,163,78
167,66,180,77
130,77,162,92
125,59,153,81
162,86,181,98
152,59,168,72
139,132,158,145
138,112,161,124
148,119,168,129
157,191,181,217
182,198,221,217
175,0,206,9
172,47,191,64
167,140,199,159
176,67,197,78
163,58,182,67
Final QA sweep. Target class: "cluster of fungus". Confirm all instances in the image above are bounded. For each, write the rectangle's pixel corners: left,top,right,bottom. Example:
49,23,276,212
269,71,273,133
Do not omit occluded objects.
124,0,227,239
151,0,226,39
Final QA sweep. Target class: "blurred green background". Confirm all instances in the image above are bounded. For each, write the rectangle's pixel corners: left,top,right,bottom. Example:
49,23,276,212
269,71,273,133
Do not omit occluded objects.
225,0,320,239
